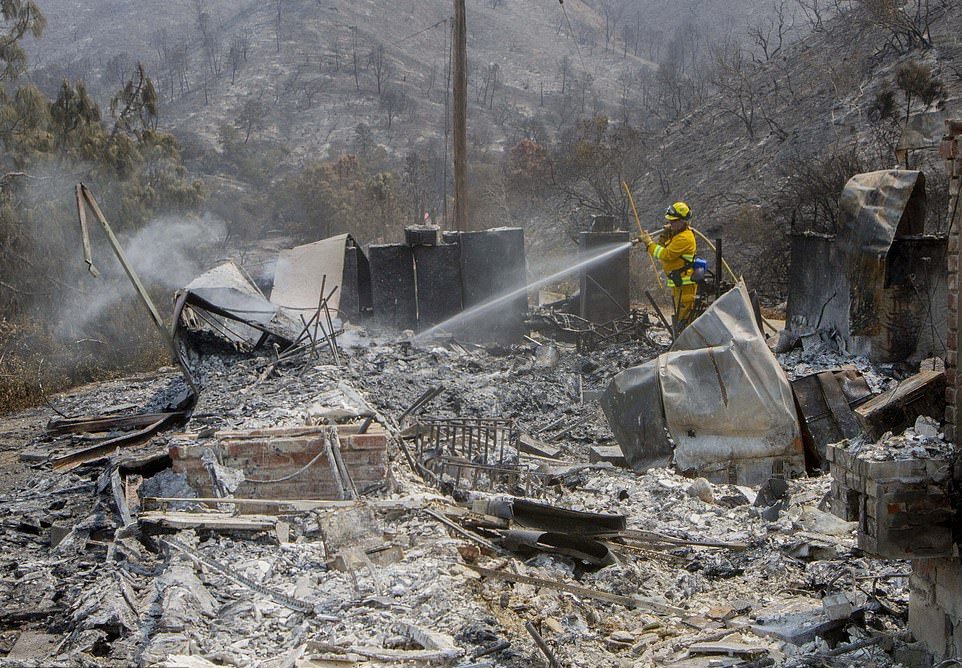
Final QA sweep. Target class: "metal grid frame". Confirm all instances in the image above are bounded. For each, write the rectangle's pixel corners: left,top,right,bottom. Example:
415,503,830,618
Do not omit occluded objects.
413,417,547,493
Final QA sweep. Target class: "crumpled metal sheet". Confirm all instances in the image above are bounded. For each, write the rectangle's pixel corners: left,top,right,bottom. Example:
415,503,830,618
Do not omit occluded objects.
509,498,627,536
664,283,803,479
177,262,301,349
603,283,804,484
787,169,941,362
839,170,925,338
270,234,348,319
601,358,671,471
499,529,617,566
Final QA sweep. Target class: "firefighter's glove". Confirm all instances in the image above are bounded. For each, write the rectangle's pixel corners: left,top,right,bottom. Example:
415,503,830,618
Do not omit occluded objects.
658,225,672,244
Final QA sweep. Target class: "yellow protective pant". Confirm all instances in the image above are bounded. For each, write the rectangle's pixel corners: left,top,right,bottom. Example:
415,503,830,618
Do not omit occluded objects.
672,284,697,331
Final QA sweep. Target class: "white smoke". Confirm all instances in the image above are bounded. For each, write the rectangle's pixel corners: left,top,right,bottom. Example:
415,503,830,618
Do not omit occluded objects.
56,213,228,336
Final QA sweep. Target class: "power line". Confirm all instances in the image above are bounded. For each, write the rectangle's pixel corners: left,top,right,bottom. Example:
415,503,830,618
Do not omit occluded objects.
393,17,449,46
558,0,589,76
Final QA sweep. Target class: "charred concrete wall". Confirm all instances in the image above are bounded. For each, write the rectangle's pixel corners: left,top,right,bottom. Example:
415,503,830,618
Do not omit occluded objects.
909,119,962,661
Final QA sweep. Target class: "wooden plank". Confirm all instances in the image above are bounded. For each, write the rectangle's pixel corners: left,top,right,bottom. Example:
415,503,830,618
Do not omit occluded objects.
519,434,561,459
308,642,460,663
52,417,170,472
855,370,945,439
689,641,768,657
139,511,277,532
47,411,179,435
816,371,861,439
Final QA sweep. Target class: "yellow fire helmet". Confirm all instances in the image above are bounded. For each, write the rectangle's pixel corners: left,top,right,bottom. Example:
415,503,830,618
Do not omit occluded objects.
665,201,692,221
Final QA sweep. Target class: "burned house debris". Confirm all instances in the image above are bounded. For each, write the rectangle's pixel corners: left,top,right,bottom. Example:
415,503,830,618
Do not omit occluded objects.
786,169,946,363
4,117,962,668
603,283,805,485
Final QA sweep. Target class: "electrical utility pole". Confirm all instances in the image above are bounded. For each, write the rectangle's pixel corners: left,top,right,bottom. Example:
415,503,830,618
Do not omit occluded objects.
453,0,467,231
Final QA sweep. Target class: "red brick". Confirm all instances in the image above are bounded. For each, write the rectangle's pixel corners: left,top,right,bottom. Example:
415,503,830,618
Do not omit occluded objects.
941,139,958,160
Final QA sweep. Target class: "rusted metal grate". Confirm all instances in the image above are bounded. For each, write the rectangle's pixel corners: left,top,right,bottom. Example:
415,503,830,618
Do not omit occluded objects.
413,417,546,494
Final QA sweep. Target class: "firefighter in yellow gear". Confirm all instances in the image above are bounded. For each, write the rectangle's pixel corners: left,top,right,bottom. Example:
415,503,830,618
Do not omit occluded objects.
640,201,698,331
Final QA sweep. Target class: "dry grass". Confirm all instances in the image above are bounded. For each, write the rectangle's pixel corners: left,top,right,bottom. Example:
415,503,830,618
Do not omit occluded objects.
0,301,170,415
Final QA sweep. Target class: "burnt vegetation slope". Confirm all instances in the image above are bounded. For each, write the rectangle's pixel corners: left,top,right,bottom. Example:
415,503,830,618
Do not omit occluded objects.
0,0,959,410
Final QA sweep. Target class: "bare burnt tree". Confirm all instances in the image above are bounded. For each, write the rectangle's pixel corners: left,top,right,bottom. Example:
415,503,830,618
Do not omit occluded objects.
553,117,650,221
228,37,244,85
638,24,662,61
299,77,328,109
194,5,222,77
476,62,499,108
403,149,431,221
794,0,827,31
236,96,268,143
777,146,867,234
368,43,391,96
275,0,283,52
597,0,624,53
859,0,937,52
172,35,192,95
620,21,634,59
617,68,634,125
380,87,412,129
149,28,176,100
351,26,360,91
424,63,437,97
578,71,594,114
559,55,571,95
328,34,341,73
867,84,901,164
747,0,794,62
709,41,759,138
104,52,133,91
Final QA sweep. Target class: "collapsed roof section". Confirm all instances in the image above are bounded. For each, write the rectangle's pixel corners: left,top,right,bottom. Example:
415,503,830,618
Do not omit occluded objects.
603,282,805,485
787,169,946,363
174,261,301,351
175,235,372,352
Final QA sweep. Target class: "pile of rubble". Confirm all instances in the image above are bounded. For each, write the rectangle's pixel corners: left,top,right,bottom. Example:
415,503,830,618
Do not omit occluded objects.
0,322,927,668
847,417,954,462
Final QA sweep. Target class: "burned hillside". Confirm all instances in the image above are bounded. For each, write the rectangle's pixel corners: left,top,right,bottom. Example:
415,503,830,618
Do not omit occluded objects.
2,145,962,667
3,1,962,667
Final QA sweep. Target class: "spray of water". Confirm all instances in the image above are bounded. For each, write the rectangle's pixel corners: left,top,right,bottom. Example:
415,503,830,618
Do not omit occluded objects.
415,241,633,341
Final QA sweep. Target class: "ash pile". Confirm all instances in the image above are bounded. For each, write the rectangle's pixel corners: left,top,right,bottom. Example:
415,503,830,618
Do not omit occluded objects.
0,174,955,667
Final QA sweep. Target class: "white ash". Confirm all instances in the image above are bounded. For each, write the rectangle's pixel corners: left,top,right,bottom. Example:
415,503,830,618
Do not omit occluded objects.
845,416,956,462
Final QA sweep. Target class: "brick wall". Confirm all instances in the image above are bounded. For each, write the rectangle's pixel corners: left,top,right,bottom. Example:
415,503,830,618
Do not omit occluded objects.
826,443,954,559
943,120,962,442
909,119,962,661
170,425,389,500
910,557,962,659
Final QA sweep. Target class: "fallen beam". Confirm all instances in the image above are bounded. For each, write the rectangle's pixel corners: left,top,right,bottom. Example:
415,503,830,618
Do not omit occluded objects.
52,417,173,472
525,621,563,668
47,411,181,435
621,529,749,551
140,511,278,532
855,369,945,439
308,642,461,663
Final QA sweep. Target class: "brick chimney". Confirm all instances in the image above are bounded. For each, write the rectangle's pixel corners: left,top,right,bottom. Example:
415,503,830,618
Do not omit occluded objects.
906,120,962,660
944,120,962,442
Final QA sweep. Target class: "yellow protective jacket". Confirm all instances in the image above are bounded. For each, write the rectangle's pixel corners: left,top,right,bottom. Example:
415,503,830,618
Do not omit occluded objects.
647,227,697,287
